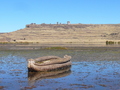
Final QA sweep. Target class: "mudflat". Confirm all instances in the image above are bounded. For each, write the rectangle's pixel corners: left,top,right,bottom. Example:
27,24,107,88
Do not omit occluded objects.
0,43,120,50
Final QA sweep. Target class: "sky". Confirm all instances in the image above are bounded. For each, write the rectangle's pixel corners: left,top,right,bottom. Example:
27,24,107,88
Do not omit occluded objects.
0,0,120,32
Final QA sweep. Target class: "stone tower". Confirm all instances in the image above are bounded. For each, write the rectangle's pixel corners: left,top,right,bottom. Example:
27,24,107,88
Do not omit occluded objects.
67,21,70,24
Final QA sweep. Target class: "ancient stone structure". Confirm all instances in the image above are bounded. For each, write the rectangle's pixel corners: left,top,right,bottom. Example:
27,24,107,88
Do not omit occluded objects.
67,21,70,25
26,21,71,28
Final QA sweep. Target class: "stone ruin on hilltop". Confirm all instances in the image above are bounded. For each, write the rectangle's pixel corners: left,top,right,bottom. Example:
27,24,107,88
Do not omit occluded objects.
26,21,71,28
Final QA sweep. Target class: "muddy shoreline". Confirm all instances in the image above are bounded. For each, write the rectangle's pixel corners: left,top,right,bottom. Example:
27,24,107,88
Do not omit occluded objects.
0,43,120,50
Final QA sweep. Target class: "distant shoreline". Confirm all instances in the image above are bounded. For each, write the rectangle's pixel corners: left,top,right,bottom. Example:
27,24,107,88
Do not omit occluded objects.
0,43,120,50
0,24,120,48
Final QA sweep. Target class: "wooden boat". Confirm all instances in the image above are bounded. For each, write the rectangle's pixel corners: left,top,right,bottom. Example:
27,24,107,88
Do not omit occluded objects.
28,55,72,72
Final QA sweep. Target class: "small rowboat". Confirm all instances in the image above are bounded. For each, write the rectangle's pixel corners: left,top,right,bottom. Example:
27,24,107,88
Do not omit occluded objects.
28,55,72,72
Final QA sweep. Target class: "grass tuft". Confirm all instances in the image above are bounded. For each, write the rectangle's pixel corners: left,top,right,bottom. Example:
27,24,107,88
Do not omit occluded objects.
45,47,68,50
106,41,120,45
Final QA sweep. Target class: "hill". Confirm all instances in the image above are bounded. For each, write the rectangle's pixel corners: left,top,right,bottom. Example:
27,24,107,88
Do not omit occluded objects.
0,23,120,46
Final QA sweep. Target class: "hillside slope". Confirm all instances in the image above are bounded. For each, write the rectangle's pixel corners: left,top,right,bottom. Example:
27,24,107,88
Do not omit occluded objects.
0,24,120,44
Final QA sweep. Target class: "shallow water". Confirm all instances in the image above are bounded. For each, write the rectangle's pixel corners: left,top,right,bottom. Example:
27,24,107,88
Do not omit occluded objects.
0,48,120,90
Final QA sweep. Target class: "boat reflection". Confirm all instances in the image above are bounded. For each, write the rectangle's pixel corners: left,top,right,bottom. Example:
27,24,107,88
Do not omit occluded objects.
28,67,71,85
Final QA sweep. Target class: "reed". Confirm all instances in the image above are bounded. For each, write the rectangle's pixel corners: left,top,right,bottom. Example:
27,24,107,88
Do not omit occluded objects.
0,42,39,44
106,41,114,45
118,42,120,44
45,47,68,50
106,41,120,45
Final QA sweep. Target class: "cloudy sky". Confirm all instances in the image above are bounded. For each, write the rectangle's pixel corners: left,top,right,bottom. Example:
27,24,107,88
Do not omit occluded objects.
0,0,120,32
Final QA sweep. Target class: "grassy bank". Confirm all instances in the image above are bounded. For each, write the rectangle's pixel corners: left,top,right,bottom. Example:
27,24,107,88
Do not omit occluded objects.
45,47,68,50
106,41,120,45
0,42,39,44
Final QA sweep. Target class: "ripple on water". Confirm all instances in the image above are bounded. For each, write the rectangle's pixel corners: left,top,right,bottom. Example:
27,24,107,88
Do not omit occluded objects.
0,49,120,90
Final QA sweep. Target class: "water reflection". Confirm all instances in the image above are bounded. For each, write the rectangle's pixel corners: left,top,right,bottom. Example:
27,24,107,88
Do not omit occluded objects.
28,67,71,85
0,49,120,90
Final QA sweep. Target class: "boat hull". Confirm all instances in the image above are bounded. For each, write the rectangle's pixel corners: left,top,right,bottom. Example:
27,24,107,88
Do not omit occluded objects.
28,55,72,72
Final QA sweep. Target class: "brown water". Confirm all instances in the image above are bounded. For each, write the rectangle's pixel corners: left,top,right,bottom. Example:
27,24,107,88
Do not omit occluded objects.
0,48,120,90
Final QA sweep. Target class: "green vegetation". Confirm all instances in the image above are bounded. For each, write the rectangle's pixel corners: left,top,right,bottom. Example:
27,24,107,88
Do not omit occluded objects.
0,42,29,44
118,42,120,44
106,41,114,45
0,42,40,44
106,41,120,45
45,47,68,50
0,42,10,44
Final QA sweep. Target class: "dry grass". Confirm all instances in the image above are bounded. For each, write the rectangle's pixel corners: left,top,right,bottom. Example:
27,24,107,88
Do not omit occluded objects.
0,24,120,45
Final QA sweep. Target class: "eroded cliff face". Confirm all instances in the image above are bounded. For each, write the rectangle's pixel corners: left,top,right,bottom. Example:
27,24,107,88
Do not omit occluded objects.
0,24,120,44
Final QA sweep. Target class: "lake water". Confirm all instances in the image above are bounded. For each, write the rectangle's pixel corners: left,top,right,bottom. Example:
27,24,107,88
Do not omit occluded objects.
0,48,120,90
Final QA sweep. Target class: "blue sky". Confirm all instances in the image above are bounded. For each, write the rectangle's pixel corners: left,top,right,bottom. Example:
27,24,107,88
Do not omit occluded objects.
0,0,120,32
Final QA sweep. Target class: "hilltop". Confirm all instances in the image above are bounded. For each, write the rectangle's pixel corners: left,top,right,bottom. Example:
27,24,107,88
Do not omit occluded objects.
0,23,120,46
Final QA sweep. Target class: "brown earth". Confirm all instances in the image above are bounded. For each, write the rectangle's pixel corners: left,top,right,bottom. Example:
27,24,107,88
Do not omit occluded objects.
0,24,120,45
